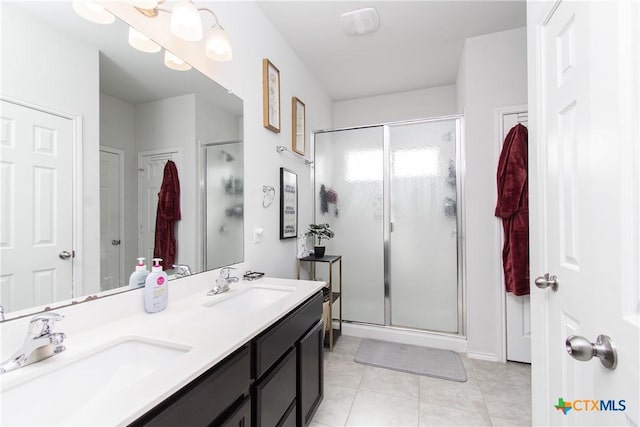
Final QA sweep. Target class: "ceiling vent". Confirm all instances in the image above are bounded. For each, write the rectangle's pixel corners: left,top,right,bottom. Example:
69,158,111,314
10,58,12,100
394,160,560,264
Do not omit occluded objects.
340,7,380,36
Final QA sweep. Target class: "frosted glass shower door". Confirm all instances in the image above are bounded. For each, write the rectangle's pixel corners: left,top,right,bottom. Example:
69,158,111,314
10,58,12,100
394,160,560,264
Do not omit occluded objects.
389,120,459,333
314,127,385,325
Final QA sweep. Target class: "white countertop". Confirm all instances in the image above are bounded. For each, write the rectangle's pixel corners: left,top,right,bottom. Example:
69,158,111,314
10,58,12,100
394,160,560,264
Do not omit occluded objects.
0,276,325,426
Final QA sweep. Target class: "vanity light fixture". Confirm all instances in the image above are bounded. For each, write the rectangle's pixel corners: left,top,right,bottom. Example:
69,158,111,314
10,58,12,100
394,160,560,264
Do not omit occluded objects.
205,23,232,61
72,0,115,25
73,0,232,63
164,50,192,71
131,0,233,61
128,27,161,53
170,0,202,41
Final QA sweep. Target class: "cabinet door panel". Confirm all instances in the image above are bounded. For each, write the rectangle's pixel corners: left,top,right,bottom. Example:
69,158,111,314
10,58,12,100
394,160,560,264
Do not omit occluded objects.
220,395,251,427
297,320,324,426
255,348,297,427
278,402,296,427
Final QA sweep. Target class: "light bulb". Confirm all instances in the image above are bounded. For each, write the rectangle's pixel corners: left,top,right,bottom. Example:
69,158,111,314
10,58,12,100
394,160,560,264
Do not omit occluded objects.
205,25,232,62
128,27,161,53
170,1,203,42
164,50,192,71
72,0,115,25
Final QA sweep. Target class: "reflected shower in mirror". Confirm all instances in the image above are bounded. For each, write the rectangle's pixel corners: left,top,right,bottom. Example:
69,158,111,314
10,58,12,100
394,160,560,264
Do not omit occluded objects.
204,142,244,270
0,1,244,319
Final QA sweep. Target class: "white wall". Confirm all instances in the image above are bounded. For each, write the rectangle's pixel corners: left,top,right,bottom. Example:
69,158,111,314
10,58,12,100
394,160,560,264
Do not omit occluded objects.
1,3,101,293
195,95,242,145
100,94,137,276
456,27,528,360
332,84,458,128
105,2,334,279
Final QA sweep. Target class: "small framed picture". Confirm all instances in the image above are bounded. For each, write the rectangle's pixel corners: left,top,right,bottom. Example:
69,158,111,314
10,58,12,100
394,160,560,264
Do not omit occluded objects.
279,168,297,239
292,97,306,155
263,58,280,133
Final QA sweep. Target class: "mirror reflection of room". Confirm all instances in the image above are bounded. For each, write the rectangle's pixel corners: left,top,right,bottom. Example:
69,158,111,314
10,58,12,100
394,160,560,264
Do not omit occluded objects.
0,1,243,316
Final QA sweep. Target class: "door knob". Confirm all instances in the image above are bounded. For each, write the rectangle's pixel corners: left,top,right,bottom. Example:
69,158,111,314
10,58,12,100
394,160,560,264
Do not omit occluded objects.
534,273,558,291
566,335,617,370
112,239,121,246
59,251,72,260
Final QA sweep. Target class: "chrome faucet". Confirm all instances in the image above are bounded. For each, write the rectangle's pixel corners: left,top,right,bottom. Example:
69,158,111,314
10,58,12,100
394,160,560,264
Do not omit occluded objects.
172,264,192,278
207,267,239,296
0,312,66,374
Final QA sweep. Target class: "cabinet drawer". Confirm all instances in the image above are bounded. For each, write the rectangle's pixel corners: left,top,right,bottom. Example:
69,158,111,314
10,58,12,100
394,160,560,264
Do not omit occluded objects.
255,348,297,427
254,291,322,377
132,345,251,427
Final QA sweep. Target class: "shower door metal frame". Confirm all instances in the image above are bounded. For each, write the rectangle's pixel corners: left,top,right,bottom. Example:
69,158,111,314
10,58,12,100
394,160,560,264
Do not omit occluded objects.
312,115,467,338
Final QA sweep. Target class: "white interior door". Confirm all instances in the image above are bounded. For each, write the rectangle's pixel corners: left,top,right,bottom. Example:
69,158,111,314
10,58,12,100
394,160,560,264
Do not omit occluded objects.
500,110,532,364
138,149,180,266
530,1,639,425
0,100,74,312
99,147,123,291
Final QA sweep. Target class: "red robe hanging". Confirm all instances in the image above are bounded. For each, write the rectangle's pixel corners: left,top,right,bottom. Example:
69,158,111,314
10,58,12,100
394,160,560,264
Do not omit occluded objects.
154,160,181,268
495,123,530,296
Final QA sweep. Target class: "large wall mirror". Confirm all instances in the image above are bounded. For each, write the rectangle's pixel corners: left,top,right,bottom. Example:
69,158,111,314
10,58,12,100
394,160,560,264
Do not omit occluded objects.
0,1,244,320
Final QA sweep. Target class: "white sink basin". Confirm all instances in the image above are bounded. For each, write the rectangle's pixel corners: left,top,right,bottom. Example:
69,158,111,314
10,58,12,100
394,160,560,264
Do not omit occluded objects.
0,337,191,426
205,285,295,312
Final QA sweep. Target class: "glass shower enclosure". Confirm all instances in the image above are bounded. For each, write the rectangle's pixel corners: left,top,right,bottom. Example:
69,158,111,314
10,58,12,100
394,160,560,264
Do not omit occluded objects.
313,116,464,334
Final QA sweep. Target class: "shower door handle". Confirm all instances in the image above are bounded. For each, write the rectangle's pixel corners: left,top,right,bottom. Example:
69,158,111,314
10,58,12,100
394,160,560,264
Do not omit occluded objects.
390,222,394,232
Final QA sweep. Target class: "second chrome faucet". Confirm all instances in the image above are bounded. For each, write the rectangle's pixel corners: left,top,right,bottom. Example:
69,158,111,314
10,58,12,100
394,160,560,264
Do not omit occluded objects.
207,267,239,296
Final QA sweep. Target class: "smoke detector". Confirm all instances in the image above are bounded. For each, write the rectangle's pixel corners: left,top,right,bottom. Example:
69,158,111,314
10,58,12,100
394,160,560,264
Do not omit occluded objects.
340,7,380,36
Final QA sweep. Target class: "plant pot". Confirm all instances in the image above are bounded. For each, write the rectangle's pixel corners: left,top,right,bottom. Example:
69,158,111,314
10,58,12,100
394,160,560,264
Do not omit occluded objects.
314,245,326,258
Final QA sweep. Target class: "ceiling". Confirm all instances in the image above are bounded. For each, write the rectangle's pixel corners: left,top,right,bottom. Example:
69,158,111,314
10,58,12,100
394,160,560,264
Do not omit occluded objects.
258,1,527,101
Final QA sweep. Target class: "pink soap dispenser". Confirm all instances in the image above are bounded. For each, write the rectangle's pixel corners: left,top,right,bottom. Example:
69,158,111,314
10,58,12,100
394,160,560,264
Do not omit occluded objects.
144,258,168,313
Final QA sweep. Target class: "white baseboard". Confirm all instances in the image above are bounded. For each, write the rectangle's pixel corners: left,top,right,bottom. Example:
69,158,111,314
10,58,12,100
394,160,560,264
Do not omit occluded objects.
467,351,501,362
342,322,468,353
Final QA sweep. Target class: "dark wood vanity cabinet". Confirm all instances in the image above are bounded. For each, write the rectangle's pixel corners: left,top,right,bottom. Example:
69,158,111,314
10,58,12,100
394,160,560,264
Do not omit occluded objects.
130,345,251,427
130,291,323,427
253,291,323,427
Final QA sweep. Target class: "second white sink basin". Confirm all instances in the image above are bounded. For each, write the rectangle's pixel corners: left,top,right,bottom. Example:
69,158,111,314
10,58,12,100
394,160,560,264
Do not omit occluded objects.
206,285,295,312
1,337,191,426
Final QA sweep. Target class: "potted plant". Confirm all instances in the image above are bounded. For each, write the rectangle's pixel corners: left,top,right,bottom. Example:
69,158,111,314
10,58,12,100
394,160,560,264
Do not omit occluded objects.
306,223,334,258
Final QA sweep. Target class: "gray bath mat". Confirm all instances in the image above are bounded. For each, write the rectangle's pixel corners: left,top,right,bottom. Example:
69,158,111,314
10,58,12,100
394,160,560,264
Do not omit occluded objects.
354,339,467,382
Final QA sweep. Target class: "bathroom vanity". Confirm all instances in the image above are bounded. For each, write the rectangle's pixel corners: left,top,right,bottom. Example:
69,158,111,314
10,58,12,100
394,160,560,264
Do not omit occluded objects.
0,275,325,426
131,291,324,427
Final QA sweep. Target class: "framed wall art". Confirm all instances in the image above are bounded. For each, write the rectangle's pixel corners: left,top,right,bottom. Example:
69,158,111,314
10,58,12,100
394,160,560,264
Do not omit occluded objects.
279,168,297,239
292,97,306,155
263,58,281,133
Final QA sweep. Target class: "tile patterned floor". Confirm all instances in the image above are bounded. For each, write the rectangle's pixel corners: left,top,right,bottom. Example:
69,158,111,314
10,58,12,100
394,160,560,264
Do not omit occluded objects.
312,336,532,427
